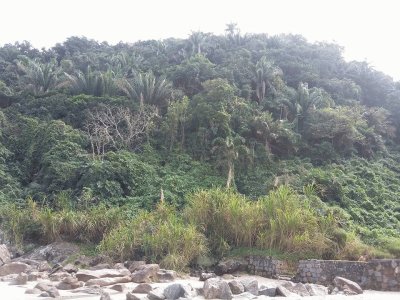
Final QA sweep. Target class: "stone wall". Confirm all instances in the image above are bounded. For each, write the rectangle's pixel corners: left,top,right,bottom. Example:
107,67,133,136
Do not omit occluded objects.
245,256,296,278
294,259,400,291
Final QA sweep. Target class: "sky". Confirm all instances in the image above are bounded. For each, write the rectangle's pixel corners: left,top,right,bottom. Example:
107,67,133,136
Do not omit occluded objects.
1,0,399,80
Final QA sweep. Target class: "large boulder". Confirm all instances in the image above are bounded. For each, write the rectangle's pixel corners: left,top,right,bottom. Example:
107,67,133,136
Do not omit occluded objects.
100,291,112,300
86,275,131,287
56,276,83,290
126,260,146,273
0,262,29,276
10,272,28,285
148,287,166,300
0,244,11,266
25,242,80,264
258,287,276,297
228,280,245,294
133,283,153,293
200,272,217,281
157,269,177,282
76,268,130,282
283,282,310,296
131,264,160,283
34,282,60,298
333,276,363,295
163,283,194,300
240,278,258,295
204,278,233,299
126,292,141,300
305,283,328,296
276,285,299,297
215,259,246,275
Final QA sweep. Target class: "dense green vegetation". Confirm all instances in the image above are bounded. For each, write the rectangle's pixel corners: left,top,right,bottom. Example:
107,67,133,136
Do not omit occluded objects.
1,26,400,267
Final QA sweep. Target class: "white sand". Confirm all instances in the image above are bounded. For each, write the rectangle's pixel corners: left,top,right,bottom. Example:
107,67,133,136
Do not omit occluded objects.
1,275,399,299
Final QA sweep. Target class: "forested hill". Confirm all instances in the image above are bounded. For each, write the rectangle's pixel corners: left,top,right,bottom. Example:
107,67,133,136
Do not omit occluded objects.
1,28,400,259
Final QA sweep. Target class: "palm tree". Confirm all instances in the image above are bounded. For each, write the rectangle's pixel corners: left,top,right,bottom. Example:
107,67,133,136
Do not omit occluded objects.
62,66,117,97
117,71,172,108
188,31,207,55
16,56,60,95
212,136,249,188
253,56,282,104
110,51,143,78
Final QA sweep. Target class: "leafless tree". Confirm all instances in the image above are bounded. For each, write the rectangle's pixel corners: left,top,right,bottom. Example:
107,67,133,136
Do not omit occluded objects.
85,104,157,158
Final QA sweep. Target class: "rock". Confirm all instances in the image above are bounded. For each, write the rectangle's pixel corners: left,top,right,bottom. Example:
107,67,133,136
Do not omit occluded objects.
276,285,298,297
110,284,125,292
222,274,235,280
90,263,112,270
148,287,166,300
49,271,71,281
126,292,141,300
0,244,11,266
63,263,79,273
258,287,276,297
56,277,83,290
200,272,217,281
25,288,41,294
204,278,233,299
25,242,80,264
240,278,258,296
215,259,246,275
131,264,160,283
39,292,50,297
76,268,131,282
305,283,328,296
47,287,60,298
133,283,153,293
100,291,112,300
86,275,131,287
127,260,146,273
228,280,245,294
10,272,28,285
157,269,177,282
288,282,310,296
163,283,194,300
0,262,29,276
333,276,363,295
28,272,41,281
35,282,54,291
233,292,257,299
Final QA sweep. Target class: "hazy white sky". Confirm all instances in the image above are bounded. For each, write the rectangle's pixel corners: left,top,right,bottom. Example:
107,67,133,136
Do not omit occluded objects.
1,0,399,80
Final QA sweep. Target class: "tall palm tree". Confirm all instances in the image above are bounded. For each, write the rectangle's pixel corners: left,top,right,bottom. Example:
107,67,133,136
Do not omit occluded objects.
212,135,249,188
16,56,60,95
117,71,172,108
188,31,207,55
253,56,282,104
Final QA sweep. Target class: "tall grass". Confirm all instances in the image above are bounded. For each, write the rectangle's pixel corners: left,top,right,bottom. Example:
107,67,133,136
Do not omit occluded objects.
99,203,207,270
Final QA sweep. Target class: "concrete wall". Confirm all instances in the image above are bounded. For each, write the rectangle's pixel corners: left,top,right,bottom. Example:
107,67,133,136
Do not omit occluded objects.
245,256,296,278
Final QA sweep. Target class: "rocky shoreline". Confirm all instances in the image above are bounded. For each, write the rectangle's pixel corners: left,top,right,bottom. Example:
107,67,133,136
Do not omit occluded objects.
0,242,398,299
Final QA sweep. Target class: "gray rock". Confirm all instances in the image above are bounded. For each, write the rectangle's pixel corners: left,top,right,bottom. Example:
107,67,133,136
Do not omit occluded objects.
127,261,146,273
56,277,83,290
215,259,246,275
258,287,276,297
163,283,194,300
100,291,112,300
63,263,79,273
39,292,50,297
204,278,233,299
133,283,153,293
25,288,41,294
49,271,71,281
76,268,131,282
222,274,235,280
157,269,177,282
239,278,258,296
289,282,310,296
0,262,29,276
126,292,141,300
35,282,54,291
200,272,217,281
276,285,298,297
0,244,11,266
110,284,125,292
10,272,28,285
47,287,60,298
233,292,257,299
86,275,131,287
228,280,245,294
131,264,160,283
148,287,166,300
25,242,80,264
333,276,363,295
305,283,328,296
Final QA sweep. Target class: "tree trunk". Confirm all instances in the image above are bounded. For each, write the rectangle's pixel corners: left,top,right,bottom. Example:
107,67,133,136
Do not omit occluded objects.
226,161,234,189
